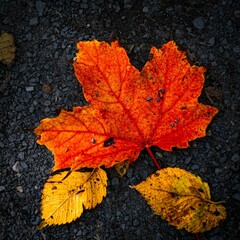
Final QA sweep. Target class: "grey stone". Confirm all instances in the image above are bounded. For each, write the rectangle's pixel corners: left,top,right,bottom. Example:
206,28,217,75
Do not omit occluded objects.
21,162,28,169
184,157,192,165
166,7,173,13
26,86,34,92
193,17,205,29
29,17,39,26
219,156,227,163
26,33,32,41
209,236,221,240
143,33,150,39
121,223,125,230
231,153,239,162
115,4,121,13
208,37,215,46
143,6,149,13
127,167,133,178
124,0,132,4
111,177,119,186
76,230,82,236
12,161,22,173
36,1,46,13
233,46,240,53
16,186,23,193
212,161,219,167
43,100,51,107
191,164,199,170
0,186,5,191
133,219,140,227
19,64,27,73
124,191,129,198
233,184,240,191
80,3,88,9
18,152,24,160
232,193,240,201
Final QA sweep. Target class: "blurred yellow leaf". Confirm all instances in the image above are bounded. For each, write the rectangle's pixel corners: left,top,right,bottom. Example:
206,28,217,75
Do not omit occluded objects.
133,167,226,233
0,32,16,65
115,160,130,177
38,168,107,229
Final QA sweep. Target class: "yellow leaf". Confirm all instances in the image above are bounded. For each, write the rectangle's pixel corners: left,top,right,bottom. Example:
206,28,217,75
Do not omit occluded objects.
115,160,130,177
38,168,107,229
0,32,16,65
132,167,226,233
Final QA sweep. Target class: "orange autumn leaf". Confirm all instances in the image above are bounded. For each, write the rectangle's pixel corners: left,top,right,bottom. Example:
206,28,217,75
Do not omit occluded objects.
35,40,218,170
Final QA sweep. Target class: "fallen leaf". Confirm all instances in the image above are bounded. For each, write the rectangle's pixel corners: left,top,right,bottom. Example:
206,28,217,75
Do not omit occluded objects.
0,32,16,65
115,160,130,177
42,83,52,94
38,168,107,229
132,167,226,233
35,40,218,170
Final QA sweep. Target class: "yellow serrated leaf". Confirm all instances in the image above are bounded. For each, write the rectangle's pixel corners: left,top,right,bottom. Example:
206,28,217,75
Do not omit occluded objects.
132,167,226,233
38,168,107,229
0,32,16,65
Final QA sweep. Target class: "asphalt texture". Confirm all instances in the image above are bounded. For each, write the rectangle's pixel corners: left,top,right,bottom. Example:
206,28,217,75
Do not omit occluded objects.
0,0,240,239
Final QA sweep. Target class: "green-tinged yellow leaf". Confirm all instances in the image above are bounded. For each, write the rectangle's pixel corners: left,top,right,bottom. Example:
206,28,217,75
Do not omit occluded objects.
38,168,107,229
0,32,16,65
115,160,130,177
132,167,226,233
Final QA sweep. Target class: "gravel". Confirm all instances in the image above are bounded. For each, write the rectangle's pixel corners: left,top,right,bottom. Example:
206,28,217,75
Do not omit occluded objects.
0,0,240,239
192,17,205,29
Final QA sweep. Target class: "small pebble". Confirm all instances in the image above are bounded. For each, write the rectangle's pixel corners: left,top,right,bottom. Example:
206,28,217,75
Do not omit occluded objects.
143,6,149,13
231,154,239,162
29,17,39,26
18,152,24,160
16,186,23,193
36,1,46,14
127,167,133,178
12,161,22,173
80,3,88,9
26,86,34,92
21,162,28,169
111,177,119,186
193,17,205,29
232,193,240,201
25,33,32,41
19,64,27,73
233,46,240,53
133,219,140,227
208,37,215,46
184,157,192,165
191,164,199,170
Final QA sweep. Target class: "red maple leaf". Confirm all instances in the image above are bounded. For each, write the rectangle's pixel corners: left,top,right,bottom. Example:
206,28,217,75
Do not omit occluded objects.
35,40,218,170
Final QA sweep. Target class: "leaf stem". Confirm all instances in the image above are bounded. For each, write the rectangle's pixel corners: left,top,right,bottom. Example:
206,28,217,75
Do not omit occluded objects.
146,147,161,170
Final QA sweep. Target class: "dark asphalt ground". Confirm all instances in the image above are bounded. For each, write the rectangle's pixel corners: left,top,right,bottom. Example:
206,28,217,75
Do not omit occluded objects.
0,0,240,239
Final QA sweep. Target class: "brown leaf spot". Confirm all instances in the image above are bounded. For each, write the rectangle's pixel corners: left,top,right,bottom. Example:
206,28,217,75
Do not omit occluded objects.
76,189,85,194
